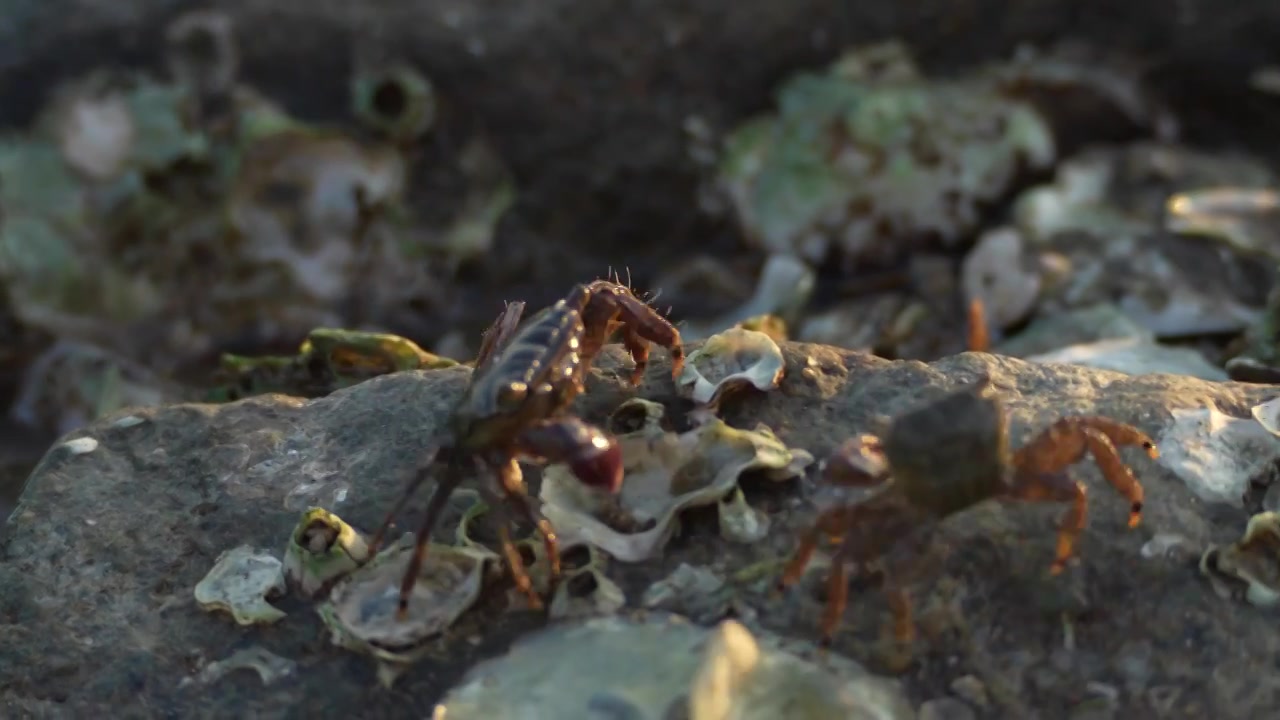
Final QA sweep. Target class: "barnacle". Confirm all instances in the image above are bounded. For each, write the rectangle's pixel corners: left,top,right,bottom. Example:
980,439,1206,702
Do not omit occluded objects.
352,63,436,144
539,403,812,562
677,327,786,408
194,545,287,625
547,545,626,621
282,507,371,599
1200,511,1280,607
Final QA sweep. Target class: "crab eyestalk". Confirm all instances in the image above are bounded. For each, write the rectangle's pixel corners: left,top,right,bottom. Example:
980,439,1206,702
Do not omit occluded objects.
352,64,436,146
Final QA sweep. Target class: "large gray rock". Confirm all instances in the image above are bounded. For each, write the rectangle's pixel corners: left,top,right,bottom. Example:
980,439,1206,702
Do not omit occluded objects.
3,342,1280,717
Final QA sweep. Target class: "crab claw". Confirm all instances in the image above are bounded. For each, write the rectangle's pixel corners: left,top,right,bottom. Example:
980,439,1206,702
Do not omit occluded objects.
569,434,624,494
516,418,625,493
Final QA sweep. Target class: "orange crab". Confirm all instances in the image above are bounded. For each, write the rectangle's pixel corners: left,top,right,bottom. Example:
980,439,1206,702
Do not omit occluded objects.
778,374,1157,662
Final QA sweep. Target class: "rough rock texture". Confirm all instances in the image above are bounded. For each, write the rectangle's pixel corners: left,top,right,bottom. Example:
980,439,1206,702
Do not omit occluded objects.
4,342,1280,717
5,0,1280,313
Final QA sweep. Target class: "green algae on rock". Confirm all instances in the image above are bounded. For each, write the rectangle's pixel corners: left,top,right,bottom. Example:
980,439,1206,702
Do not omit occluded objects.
710,41,1055,268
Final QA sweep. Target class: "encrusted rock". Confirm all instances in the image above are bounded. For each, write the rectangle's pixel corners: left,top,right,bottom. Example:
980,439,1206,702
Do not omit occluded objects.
3,343,1279,715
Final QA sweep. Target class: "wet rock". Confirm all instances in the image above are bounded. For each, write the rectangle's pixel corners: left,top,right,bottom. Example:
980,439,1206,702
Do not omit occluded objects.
3,342,1280,715
919,697,977,720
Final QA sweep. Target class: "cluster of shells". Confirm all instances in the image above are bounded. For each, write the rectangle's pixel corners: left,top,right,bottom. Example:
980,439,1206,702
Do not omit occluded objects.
0,9,515,437
187,323,941,717
673,40,1280,381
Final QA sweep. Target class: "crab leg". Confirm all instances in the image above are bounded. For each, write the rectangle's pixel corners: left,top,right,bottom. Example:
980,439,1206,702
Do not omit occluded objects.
480,481,544,610
967,297,990,353
818,556,850,648
394,461,463,618
1013,417,1153,527
1005,470,1088,575
494,456,562,581
577,280,685,381
881,581,915,668
777,524,822,592
369,445,442,555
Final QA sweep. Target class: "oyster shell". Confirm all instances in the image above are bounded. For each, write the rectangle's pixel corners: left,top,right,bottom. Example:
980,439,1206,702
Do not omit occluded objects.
677,327,786,408
1201,512,1280,607
432,613,913,720
282,507,371,599
710,40,1054,267
194,545,287,625
180,647,296,689
1164,187,1280,261
540,404,812,562
1011,145,1271,339
961,226,1041,336
316,532,497,688
1155,403,1280,507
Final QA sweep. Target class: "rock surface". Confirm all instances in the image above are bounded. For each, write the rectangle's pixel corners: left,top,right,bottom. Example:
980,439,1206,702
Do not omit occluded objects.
3,342,1280,717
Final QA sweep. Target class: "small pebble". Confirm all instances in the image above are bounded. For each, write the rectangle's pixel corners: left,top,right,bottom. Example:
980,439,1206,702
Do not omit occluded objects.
949,675,989,708
1140,533,1194,561
919,697,976,720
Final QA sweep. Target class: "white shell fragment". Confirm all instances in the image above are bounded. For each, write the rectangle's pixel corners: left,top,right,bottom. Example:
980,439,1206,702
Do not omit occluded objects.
718,487,771,544
1200,512,1280,608
641,563,732,624
194,545,287,625
1026,336,1228,381
179,646,297,689
962,226,1041,334
677,327,786,407
1156,403,1280,506
540,406,813,562
282,506,371,599
431,613,913,720
1164,187,1280,259
316,533,497,688
60,436,100,455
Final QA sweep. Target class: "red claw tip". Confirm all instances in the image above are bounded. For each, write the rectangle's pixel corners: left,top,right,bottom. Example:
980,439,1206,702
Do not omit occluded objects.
570,438,624,494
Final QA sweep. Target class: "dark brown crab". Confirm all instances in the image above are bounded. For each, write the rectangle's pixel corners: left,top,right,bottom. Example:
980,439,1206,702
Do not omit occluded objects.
370,279,684,617
778,375,1157,663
